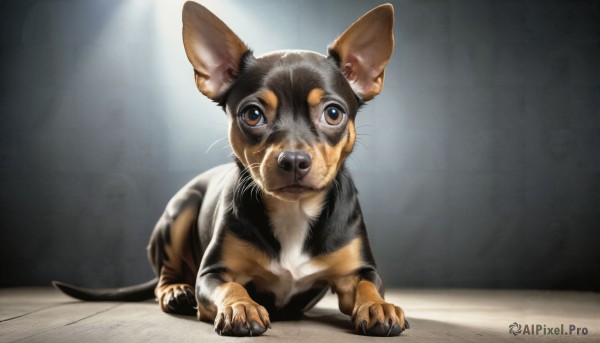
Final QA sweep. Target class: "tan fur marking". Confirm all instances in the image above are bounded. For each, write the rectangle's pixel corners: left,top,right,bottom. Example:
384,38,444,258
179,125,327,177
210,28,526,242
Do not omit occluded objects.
316,238,362,315
160,206,199,285
310,121,356,190
332,278,386,317
257,89,279,124
221,232,277,285
228,123,250,166
228,117,271,190
307,88,324,107
343,123,356,156
154,206,201,315
355,279,385,305
332,275,359,315
260,89,278,111
311,237,362,277
214,281,253,307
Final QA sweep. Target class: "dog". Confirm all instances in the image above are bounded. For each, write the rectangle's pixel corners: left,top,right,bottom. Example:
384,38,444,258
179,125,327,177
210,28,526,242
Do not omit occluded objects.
54,1,408,337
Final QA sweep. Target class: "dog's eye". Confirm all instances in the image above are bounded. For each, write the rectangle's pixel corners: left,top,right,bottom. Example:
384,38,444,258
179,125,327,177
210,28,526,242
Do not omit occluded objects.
321,105,345,126
241,106,266,127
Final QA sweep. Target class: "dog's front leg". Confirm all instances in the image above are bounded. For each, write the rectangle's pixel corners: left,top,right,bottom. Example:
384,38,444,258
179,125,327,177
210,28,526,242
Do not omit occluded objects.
196,271,271,336
332,269,408,336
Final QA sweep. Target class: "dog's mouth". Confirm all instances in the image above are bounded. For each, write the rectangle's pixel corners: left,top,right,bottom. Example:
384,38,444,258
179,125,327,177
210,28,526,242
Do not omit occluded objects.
273,184,318,194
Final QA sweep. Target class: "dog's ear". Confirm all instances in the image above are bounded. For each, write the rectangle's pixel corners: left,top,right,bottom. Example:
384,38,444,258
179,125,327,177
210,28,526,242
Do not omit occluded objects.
182,1,250,100
328,4,394,102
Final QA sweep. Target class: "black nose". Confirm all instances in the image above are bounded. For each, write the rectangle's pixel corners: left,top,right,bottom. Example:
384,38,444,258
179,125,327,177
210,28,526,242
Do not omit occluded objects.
277,151,312,179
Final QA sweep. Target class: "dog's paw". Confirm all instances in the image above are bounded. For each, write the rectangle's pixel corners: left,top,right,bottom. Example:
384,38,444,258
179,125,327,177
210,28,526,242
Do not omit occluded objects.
352,301,409,336
214,300,271,336
158,283,197,315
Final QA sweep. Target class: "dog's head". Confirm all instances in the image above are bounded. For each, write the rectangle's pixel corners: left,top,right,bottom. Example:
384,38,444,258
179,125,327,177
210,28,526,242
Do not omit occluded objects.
182,2,394,201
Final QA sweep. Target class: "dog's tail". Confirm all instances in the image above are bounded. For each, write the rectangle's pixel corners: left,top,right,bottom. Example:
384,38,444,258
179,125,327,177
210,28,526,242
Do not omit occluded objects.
51,277,158,301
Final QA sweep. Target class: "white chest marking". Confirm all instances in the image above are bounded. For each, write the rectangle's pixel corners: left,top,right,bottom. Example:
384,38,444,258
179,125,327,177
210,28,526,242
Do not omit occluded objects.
265,193,325,307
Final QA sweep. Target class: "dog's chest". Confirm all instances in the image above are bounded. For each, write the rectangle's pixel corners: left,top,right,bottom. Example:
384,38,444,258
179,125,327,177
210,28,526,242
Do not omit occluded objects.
263,195,325,307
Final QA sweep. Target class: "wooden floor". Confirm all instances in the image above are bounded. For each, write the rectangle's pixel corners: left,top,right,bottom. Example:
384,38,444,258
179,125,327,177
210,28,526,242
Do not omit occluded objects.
0,287,598,342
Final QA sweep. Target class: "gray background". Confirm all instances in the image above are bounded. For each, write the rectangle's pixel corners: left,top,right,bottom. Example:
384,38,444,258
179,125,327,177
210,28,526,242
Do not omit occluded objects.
1,0,599,291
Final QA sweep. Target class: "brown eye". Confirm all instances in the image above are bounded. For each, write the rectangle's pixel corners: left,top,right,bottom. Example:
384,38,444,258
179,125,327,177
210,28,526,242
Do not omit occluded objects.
241,106,266,127
321,105,345,126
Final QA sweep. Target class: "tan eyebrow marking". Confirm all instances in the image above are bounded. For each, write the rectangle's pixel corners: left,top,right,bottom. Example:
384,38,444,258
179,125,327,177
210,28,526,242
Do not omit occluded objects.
259,89,278,110
307,88,324,107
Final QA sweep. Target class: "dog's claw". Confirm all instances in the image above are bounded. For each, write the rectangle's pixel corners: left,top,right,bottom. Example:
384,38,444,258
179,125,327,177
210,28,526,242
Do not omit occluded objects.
386,319,394,337
386,323,394,337
223,322,232,334
159,284,196,315
353,302,406,336
232,322,248,336
213,301,269,336
250,320,265,334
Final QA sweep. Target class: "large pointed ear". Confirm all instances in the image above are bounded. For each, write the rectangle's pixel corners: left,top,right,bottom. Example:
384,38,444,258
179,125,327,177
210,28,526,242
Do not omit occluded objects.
328,4,394,102
182,1,250,101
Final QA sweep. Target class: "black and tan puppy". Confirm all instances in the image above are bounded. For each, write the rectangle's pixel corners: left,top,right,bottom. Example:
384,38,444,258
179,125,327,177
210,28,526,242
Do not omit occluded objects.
54,1,408,337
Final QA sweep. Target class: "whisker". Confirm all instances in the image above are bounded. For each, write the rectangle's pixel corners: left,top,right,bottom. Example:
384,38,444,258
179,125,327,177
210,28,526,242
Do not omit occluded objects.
253,146,268,155
354,137,368,149
205,137,229,154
